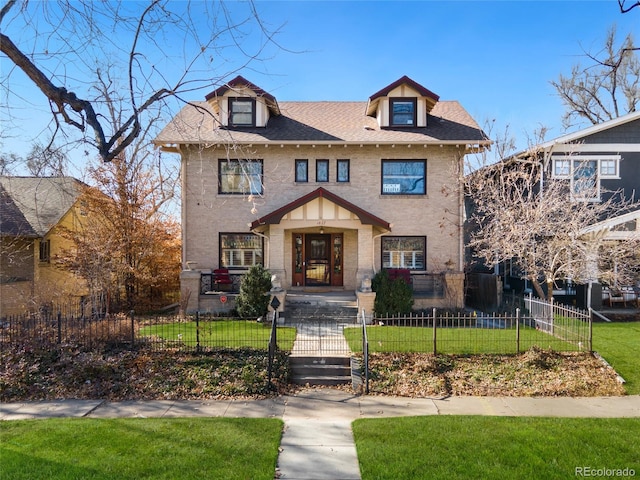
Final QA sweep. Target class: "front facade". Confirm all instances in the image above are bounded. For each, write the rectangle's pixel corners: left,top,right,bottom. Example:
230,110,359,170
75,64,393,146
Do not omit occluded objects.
155,75,489,312
0,176,89,316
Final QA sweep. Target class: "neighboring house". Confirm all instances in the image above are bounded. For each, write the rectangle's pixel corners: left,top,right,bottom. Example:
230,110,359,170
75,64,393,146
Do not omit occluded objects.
155,75,489,313
0,176,89,316
474,111,640,308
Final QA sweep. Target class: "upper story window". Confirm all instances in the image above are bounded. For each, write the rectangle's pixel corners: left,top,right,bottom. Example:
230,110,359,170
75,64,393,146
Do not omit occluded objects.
316,160,329,182
229,97,256,127
552,155,620,201
381,159,426,195
337,159,350,182
295,159,308,182
219,159,263,195
39,239,50,263
390,97,417,127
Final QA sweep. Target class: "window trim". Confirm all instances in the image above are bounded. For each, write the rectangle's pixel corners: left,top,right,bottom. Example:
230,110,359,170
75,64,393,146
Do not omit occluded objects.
219,233,264,270
316,159,329,182
337,159,350,183
389,97,417,127
228,97,256,127
218,159,263,195
381,159,427,196
295,159,309,183
381,236,426,271
551,155,620,201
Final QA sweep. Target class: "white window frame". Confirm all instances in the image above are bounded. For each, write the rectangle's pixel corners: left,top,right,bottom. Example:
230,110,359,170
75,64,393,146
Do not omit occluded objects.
550,155,621,201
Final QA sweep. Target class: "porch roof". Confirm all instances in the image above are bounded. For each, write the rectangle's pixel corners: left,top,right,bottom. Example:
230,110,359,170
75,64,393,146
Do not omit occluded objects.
250,187,392,231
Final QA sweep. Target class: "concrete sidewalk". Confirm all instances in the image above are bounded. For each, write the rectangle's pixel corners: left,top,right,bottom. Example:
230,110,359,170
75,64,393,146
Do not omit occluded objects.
2,390,639,480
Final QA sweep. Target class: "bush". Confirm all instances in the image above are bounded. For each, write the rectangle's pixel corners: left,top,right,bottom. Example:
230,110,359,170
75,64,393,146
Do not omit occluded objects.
235,265,272,318
372,269,414,316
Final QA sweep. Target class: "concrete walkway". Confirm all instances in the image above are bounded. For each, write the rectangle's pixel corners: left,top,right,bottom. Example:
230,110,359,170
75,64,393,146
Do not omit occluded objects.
2,390,639,479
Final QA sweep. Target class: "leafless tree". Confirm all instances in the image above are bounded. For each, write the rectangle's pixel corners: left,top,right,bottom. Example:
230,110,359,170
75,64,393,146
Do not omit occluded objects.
551,26,639,129
0,0,283,163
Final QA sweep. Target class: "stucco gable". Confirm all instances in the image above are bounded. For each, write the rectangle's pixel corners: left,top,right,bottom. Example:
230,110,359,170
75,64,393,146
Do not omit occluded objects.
250,187,391,231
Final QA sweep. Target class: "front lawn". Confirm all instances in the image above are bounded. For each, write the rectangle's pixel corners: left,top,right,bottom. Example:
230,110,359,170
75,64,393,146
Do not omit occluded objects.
344,324,578,354
0,417,283,480
139,319,296,351
592,321,640,394
353,416,640,480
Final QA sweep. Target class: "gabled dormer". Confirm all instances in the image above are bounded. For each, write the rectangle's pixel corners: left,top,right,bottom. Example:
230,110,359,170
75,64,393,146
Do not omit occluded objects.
366,75,440,128
204,75,280,128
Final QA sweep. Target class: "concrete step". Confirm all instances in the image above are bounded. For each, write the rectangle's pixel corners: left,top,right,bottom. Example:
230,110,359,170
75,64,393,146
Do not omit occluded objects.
290,356,352,386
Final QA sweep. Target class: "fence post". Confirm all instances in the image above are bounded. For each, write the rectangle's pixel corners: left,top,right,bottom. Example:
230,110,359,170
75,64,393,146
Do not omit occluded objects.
432,307,437,355
57,311,62,344
129,310,135,347
195,311,201,353
268,309,278,389
588,307,593,353
515,308,520,354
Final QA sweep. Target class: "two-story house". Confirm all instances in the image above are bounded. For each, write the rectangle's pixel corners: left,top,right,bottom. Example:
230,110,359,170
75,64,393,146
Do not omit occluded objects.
155,75,489,313
0,176,90,316
473,111,640,309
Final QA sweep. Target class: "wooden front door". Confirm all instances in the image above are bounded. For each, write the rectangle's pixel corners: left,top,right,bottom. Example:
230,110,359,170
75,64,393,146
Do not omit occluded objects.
292,233,343,287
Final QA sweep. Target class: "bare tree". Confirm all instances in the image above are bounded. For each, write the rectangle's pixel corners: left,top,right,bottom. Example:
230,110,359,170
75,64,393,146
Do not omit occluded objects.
0,0,283,163
465,158,638,301
25,143,68,177
551,26,639,129
618,0,640,13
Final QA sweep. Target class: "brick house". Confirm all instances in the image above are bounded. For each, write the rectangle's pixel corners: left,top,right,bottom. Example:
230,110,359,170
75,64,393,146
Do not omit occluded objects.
155,75,489,312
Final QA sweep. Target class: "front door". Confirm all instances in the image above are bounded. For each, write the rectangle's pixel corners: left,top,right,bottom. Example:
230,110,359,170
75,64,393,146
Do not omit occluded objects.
305,234,330,286
292,233,343,287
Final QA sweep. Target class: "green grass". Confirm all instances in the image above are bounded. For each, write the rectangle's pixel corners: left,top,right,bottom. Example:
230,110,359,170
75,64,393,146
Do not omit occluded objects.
139,320,296,351
592,321,640,394
344,325,576,354
0,418,283,480
353,416,640,480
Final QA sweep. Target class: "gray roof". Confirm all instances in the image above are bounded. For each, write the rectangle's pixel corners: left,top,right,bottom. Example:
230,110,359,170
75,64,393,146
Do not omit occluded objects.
155,100,489,146
0,176,84,237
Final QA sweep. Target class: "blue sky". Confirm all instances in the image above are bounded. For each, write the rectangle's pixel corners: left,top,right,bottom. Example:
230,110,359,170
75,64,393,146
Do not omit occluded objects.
1,1,638,168
248,1,638,149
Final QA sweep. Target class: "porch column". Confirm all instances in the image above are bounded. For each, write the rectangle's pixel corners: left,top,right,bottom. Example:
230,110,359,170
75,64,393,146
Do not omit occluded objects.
356,225,375,288
266,226,287,287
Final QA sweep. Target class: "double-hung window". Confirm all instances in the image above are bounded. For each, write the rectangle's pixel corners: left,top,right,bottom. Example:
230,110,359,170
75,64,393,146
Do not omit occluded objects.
337,159,350,182
220,233,263,268
390,97,417,127
381,159,426,195
382,236,426,270
219,159,263,195
316,159,329,182
552,155,620,201
229,97,256,127
295,159,308,183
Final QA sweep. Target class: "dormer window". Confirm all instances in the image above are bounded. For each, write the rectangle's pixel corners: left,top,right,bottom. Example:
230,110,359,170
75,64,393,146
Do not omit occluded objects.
390,98,417,126
229,97,256,127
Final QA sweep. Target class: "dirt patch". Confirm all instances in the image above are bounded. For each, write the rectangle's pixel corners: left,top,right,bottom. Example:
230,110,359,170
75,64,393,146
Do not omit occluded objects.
364,347,626,397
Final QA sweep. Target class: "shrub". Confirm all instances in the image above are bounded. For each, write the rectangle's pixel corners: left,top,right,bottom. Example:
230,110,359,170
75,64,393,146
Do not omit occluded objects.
235,265,272,318
372,269,414,316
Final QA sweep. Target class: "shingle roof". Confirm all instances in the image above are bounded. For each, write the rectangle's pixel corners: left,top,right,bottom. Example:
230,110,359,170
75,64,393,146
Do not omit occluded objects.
155,100,489,146
0,177,84,237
